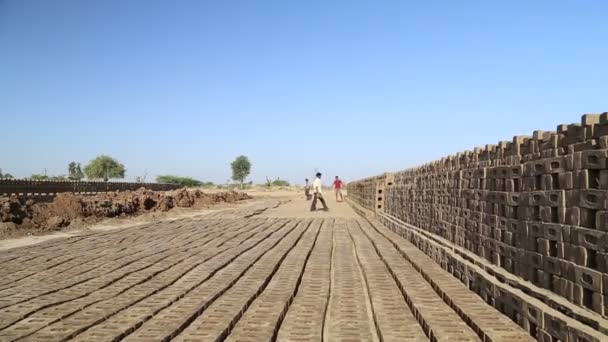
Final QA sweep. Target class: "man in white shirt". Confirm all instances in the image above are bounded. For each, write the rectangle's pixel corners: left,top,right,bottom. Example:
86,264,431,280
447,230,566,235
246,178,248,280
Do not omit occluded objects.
304,178,312,200
310,172,329,211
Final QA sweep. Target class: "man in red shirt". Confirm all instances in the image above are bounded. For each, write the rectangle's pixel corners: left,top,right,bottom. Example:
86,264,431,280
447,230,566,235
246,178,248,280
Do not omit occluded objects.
332,176,344,202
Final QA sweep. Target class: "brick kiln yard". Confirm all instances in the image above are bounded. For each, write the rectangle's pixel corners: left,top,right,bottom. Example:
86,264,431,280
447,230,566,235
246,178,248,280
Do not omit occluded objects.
0,194,533,342
3,114,608,342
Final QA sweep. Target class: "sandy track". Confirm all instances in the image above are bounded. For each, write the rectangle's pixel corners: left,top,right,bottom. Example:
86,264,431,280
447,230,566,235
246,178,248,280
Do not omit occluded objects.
0,195,532,341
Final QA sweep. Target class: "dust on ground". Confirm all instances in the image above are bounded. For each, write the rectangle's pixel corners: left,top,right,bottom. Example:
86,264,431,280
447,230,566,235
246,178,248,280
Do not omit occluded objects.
248,187,355,218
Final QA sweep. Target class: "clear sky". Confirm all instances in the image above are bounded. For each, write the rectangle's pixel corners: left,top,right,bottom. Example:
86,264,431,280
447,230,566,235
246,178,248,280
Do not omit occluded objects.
1,1,607,184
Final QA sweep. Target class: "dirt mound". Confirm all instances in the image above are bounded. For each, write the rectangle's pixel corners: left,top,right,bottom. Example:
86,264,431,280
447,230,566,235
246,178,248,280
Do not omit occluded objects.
0,188,250,231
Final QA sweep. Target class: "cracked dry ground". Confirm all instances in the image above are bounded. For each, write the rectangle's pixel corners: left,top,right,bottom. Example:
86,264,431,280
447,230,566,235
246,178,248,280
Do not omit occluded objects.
0,198,533,342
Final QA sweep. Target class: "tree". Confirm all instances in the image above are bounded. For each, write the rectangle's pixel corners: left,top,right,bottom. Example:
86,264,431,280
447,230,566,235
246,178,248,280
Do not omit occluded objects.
231,155,251,188
271,178,290,187
68,162,84,181
202,181,216,188
0,169,14,180
156,175,203,187
30,174,64,180
30,174,49,180
135,169,148,183
265,177,290,187
84,155,126,181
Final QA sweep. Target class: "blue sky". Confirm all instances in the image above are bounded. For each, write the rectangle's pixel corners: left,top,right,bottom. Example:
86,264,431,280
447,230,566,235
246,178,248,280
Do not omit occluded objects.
1,1,607,184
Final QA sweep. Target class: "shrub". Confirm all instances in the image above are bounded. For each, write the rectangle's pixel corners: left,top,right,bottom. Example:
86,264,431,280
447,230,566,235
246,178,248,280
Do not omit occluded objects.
271,179,290,187
156,175,203,187
0,169,14,180
30,174,65,181
201,181,216,188
264,177,290,187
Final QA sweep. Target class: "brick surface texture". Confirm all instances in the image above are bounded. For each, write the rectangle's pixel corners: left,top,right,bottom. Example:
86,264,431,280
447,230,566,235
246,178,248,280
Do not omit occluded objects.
348,113,608,341
0,198,536,341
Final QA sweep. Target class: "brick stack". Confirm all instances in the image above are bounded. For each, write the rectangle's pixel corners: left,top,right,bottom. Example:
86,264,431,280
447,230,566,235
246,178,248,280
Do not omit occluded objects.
346,175,382,211
348,113,608,318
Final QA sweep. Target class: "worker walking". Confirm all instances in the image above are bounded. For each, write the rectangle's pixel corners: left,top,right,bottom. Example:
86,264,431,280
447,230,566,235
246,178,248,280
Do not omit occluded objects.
304,178,312,200
310,172,329,211
332,176,344,202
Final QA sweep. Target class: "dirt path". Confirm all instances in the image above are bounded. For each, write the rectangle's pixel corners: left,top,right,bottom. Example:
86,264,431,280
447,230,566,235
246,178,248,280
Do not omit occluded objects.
0,194,533,341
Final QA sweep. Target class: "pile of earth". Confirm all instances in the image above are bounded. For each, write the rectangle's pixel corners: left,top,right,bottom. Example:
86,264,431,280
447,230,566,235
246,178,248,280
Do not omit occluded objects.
0,188,251,231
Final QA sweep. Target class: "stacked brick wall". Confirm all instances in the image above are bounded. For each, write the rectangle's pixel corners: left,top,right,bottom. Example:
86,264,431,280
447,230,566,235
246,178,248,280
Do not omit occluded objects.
0,179,181,197
347,113,608,320
347,176,381,211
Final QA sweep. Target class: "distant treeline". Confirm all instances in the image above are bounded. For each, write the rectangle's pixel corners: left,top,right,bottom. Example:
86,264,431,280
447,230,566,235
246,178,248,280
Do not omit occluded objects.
155,175,214,188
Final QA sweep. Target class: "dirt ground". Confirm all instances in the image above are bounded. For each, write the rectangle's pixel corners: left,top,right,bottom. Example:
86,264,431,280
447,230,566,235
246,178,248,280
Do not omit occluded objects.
258,190,356,218
0,199,260,251
0,188,251,243
0,188,342,251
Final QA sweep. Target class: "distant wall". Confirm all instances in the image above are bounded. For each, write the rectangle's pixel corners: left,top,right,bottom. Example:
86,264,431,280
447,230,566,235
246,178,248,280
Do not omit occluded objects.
0,179,181,197
348,113,608,320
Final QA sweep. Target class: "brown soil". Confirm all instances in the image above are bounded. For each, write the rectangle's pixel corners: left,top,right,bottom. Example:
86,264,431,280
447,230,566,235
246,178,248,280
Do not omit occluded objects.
0,188,250,235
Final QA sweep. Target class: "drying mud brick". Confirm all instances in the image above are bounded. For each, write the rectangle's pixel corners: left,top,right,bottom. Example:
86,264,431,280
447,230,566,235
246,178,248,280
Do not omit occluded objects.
348,113,608,341
0,197,535,341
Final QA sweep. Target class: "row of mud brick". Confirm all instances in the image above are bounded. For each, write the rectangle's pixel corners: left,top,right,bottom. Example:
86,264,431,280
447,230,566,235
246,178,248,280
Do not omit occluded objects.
374,212,607,342
0,179,181,197
347,113,608,339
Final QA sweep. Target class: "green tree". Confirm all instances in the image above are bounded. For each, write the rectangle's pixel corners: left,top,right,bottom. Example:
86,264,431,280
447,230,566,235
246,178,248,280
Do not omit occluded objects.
0,169,14,180
271,178,290,187
156,175,203,187
30,174,49,180
231,155,251,188
30,173,65,180
201,181,215,188
68,162,84,181
84,155,126,181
